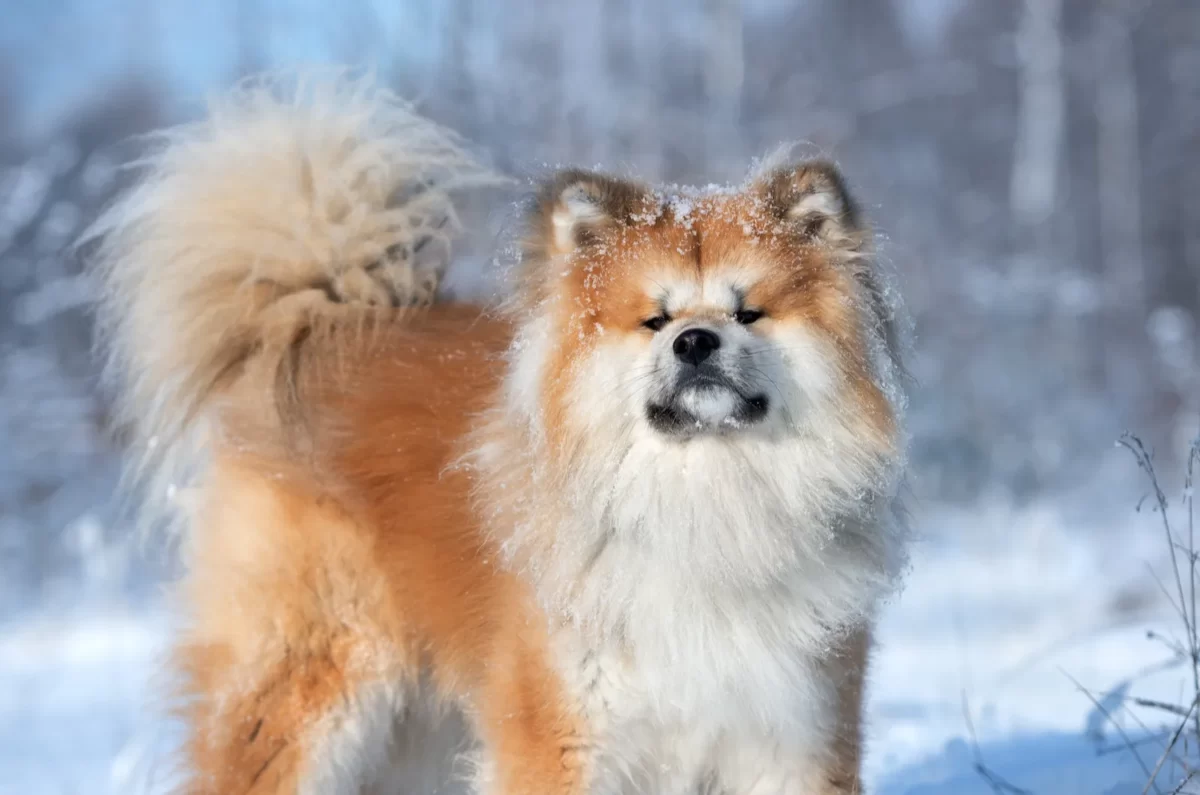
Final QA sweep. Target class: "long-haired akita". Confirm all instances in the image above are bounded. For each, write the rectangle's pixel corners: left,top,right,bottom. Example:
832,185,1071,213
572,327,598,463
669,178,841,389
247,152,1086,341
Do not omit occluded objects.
90,75,909,795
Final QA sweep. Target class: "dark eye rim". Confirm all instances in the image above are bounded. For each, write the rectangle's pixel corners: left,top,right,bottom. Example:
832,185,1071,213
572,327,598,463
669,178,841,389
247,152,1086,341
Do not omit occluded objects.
642,315,671,332
734,308,765,325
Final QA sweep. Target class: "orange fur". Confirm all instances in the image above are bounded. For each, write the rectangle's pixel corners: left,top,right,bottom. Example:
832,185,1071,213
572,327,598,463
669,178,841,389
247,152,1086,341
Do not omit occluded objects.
174,308,593,793
539,189,896,462
93,76,904,795
176,289,878,793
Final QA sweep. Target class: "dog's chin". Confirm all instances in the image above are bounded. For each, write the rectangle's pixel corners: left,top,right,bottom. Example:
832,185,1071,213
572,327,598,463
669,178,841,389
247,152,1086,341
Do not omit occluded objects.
646,385,769,437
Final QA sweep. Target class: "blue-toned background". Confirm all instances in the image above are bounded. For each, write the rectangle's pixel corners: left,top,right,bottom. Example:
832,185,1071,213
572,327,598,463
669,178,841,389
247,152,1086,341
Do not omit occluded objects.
1,1,1198,792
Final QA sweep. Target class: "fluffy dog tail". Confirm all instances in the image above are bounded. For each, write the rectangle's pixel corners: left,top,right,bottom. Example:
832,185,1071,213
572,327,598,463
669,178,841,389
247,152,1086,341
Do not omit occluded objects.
86,73,497,525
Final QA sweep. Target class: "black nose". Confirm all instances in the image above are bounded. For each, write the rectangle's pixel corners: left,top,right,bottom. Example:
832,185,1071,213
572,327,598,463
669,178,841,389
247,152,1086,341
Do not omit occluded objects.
672,328,721,366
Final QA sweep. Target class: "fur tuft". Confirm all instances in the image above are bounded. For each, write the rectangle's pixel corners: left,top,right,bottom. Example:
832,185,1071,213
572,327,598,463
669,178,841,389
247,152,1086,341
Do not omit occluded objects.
85,72,500,530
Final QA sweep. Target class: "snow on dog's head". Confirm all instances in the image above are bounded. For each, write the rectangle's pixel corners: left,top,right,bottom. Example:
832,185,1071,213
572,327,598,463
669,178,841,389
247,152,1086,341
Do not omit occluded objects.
493,157,909,620
514,161,903,460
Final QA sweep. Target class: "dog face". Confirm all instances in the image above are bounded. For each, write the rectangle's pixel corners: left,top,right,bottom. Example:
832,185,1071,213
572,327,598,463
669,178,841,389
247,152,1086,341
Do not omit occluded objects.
487,159,910,625
511,161,903,469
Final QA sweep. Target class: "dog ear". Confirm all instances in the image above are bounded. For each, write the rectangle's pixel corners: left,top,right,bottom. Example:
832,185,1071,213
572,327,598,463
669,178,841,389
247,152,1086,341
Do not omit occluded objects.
532,169,656,257
757,160,863,247
511,169,657,311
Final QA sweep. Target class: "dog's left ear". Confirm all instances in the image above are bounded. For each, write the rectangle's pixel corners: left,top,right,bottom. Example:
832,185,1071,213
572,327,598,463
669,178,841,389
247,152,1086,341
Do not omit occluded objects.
531,169,656,257
757,160,863,246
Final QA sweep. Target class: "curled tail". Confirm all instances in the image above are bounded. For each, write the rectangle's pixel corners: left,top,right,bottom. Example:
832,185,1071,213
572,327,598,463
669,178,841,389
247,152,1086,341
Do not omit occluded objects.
86,73,499,524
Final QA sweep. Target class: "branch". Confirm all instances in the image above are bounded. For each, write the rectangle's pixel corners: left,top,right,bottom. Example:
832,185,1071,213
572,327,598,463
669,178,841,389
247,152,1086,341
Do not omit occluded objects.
1141,695,1199,795
1135,698,1195,719
962,691,1034,795
1062,668,1159,793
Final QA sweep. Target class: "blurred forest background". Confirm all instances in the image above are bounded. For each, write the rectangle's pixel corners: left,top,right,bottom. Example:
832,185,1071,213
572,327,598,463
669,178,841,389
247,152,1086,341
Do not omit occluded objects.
0,0,1197,614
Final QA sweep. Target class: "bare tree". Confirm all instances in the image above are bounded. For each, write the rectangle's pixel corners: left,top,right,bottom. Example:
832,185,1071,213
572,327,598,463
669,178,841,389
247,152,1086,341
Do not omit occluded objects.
1093,4,1146,315
702,0,744,179
1010,0,1065,251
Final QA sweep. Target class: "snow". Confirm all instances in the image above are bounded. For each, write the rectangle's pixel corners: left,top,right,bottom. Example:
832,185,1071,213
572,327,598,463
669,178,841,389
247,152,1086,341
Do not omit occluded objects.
2,1,1199,792
2,498,1194,794
0,609,181,795
868,502,1195,793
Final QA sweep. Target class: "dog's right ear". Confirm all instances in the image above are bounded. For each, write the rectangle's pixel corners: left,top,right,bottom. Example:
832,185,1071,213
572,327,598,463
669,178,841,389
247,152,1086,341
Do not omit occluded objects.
513,169,655,312
530,169,655,257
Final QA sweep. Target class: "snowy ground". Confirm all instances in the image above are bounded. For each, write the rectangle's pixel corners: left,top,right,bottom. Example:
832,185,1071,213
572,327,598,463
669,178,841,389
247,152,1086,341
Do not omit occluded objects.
0,608,180,795
2,1,1197,792
868,499,1196,793
1,498,1194,795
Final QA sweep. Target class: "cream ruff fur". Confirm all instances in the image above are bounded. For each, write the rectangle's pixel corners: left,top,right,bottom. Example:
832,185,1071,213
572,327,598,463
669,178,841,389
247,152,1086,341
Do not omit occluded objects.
89,75,910,794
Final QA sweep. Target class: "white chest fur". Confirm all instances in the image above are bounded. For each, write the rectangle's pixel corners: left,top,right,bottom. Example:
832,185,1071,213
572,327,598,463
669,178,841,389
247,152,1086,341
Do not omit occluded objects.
474,317,906,792
531,434,898,793
549,584,844,795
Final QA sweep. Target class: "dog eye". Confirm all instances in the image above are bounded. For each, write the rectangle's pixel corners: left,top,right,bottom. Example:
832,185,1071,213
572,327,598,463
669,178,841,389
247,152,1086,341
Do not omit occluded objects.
642,315,671,332
734,309,764,325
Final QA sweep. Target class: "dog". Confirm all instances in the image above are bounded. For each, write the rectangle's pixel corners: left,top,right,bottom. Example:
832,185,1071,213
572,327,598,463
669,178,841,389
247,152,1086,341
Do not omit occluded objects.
89,75,909,795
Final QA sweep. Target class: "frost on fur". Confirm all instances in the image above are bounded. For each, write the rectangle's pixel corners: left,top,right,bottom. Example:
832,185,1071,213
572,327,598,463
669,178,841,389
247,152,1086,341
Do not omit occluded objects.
472,159,914,718
84,73,501,533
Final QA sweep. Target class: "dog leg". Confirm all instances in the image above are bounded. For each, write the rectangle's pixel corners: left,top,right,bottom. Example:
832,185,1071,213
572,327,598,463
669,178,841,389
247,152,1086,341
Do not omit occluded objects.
715,628,869,795
174,461,415,794
179,648,406,794
470,623,590,795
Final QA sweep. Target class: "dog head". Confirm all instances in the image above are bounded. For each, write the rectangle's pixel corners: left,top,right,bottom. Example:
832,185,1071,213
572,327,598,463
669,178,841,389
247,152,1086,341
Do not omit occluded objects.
475,157,912,707
508,160,905,466
482,156,910,631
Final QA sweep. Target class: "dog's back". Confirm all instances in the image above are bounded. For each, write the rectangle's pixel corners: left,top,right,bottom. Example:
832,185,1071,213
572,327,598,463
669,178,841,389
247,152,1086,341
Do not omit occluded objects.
90,74,898,795
88,76,536,793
